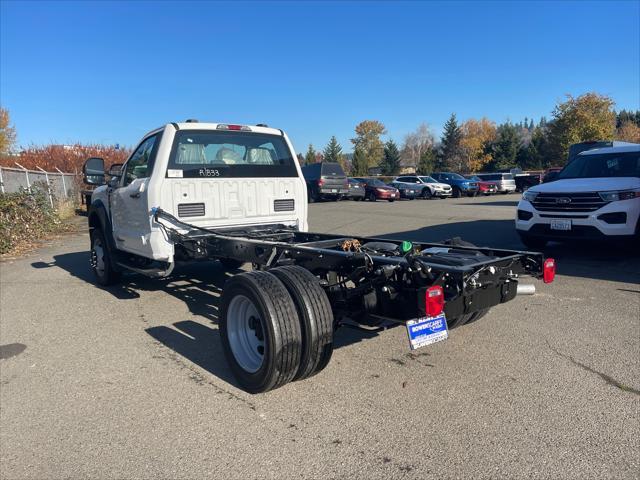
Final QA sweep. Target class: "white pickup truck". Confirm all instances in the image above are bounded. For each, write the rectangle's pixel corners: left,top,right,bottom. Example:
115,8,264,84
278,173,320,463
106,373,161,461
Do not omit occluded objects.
83,120,554,393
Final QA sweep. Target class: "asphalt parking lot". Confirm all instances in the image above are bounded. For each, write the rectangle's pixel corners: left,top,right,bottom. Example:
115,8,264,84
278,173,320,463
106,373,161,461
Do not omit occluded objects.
1,194,639,479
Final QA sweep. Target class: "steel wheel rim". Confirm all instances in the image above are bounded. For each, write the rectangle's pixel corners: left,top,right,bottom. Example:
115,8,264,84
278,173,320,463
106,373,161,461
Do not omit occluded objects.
92,237,106,277
227,294,265,373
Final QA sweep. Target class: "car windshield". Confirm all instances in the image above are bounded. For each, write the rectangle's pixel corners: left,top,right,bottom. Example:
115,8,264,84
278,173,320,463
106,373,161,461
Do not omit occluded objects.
467,176,480,181
447,173,465,180
168,130,297,178
557,151,640,179
418,176,437,183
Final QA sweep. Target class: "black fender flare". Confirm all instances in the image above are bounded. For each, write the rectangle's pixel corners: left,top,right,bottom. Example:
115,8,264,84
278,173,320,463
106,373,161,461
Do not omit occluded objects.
88,200,117,253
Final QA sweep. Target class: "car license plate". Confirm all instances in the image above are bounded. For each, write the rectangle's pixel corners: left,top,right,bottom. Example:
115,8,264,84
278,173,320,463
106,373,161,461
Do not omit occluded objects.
550,219,571,231
331,189,337,193
406,313,448,350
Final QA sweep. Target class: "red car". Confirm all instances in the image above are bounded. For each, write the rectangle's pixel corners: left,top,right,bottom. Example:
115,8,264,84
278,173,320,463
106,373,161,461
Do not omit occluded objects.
467,175,498,196
353,177,399,202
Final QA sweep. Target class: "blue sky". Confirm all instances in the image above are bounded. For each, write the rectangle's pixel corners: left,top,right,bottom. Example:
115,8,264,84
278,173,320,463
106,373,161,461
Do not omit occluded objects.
1,0,639,153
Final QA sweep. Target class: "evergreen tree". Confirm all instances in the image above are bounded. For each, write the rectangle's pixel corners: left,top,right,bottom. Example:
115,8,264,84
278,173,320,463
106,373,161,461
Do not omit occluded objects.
323,136,343,163
351,146,368,176
417,147,437,174
616,109,640,128
305,144,316,165
490,123,520,170
440,113,463,170
380,140,401,175
297,153,305,166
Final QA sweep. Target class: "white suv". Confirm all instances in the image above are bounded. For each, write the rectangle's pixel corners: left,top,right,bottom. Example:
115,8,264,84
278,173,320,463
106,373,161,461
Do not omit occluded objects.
516,143,640,248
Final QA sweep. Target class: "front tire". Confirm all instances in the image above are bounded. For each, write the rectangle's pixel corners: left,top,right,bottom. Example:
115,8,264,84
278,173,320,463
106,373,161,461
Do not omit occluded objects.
90,228,121,286
220,271,302,393
422,188,432,200
453,187,462,198
368,192,377,202
270,266,334,380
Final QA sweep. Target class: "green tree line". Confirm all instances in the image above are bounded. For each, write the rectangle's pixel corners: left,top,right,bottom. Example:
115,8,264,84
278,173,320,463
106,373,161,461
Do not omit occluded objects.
299,93,640,176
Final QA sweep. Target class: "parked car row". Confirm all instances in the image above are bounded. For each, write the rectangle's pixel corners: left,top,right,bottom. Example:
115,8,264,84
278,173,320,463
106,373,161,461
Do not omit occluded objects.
302,162,520,202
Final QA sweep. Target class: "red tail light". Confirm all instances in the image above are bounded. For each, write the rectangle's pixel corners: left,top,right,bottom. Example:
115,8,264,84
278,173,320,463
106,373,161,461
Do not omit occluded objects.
317,179,324,187
543,258,555,283
425,285,445,317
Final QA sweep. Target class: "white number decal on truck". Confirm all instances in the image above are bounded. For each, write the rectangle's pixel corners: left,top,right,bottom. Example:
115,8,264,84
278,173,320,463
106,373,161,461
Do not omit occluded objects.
198,168,220,177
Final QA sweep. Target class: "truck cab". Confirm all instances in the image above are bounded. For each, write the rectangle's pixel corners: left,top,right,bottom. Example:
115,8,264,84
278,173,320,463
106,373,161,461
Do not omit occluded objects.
86,121,308,265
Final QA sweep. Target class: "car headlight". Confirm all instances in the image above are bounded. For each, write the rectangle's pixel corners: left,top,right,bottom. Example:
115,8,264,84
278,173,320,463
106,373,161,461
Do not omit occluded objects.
598,190,640,202
522,190,538,202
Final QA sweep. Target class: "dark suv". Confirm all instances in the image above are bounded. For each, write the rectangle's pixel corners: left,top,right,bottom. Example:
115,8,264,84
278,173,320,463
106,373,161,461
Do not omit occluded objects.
302,162,349,202
430,172,479,197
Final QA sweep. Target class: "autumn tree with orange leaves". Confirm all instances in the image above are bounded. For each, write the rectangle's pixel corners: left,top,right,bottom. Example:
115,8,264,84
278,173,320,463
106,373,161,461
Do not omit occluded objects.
460,118,497,173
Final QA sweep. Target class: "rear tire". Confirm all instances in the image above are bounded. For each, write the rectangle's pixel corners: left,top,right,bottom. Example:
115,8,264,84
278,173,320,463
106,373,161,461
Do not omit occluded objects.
270,266,334,380
220,271,302,393
90,228,121,286
388,199,395,202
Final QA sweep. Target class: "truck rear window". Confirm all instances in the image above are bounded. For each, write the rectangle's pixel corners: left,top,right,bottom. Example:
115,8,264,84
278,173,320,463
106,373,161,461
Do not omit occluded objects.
321,163,346,176
167,130,298,178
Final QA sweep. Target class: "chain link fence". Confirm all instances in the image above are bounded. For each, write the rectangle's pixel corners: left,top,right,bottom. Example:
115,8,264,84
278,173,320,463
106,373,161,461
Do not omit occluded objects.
0,165,79,206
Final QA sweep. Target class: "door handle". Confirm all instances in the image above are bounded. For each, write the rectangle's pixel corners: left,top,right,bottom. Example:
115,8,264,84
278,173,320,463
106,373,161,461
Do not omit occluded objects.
130,192,141,198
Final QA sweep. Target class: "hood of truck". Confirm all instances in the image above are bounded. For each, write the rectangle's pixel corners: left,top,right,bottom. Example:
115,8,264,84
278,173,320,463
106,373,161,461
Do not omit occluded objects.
531,177,640,193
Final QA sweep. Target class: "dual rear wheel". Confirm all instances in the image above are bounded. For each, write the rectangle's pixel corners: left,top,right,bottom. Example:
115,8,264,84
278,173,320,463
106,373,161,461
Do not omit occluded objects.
220,266,334,393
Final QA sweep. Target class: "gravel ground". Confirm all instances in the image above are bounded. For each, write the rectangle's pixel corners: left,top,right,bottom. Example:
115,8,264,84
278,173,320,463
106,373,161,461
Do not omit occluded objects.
1,193,638,479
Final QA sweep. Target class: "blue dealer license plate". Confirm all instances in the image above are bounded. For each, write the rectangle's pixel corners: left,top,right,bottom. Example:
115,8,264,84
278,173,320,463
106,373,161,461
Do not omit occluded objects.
406,313,448,350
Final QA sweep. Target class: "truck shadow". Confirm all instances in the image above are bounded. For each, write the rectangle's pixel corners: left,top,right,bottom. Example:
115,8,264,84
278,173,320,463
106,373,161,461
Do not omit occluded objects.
31,252,376,386
452,200,519,207
379,219,640,285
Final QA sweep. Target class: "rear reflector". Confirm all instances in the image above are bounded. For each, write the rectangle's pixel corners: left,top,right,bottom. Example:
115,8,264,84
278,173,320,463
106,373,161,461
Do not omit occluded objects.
543,258,555,283
425,285,445,317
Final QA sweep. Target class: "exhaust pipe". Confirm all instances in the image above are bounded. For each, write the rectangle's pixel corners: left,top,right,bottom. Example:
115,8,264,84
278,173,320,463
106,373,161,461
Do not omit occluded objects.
516,284,536,295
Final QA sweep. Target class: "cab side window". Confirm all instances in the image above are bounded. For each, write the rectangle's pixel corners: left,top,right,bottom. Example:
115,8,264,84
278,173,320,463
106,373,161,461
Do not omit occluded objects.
122,134,160,186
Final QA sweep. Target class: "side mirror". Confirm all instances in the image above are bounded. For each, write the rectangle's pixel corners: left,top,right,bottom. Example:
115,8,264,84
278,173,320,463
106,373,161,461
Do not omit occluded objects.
83,157,106,185
109,163,123,177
